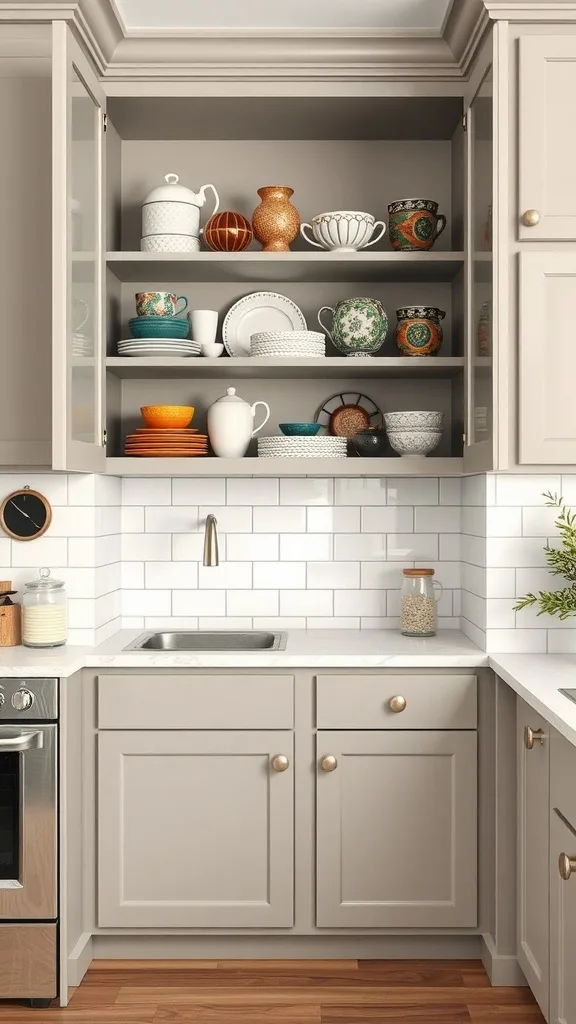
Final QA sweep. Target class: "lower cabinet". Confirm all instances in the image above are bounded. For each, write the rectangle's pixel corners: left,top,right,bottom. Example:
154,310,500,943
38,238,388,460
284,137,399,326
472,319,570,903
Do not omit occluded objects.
549,809,576,1024
98,729,294,928
316,730,477,927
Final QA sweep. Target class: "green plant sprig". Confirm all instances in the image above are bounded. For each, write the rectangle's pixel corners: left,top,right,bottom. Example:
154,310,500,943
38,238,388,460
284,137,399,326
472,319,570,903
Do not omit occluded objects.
514,492,576,619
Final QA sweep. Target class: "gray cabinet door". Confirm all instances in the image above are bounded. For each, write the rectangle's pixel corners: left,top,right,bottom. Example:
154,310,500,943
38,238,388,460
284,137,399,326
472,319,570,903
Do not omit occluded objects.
550,809,576,1024
316,730,477,927
517,700,550,1018
98,730,294,927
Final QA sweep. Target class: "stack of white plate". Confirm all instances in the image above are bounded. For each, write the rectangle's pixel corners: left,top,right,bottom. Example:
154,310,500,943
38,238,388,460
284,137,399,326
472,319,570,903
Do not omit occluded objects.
117,339,201,358
250,330,325,358
257,436,347,459
72,332,93,357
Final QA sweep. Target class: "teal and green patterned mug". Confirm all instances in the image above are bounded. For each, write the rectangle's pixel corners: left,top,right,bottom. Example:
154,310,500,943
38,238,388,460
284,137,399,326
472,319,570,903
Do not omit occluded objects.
317,297,388,357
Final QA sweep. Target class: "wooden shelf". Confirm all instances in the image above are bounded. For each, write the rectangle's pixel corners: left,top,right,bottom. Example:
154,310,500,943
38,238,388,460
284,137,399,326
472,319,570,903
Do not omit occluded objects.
105,356,465,380
106,251,465,284
106,456,463,477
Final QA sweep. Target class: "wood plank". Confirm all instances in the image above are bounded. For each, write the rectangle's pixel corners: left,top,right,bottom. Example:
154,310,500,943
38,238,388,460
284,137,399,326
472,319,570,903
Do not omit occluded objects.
89,961,218,971
218,961,358,972
467,1008,545,1023
115,986,541,1006
154,1005,321,1023
322,1007,471,1023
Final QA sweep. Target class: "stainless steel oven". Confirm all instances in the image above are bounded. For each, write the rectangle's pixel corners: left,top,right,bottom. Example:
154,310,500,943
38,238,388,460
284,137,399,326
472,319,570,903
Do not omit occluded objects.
0,679,58,1006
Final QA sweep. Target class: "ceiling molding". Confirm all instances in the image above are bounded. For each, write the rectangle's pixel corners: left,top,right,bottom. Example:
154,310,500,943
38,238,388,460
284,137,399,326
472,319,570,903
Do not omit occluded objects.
484,1,576,16
443,0,491,73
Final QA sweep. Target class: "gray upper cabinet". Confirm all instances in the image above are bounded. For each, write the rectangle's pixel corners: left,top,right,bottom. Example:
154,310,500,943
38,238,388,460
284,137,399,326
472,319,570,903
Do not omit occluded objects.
516,699,550,1018
316,729,477,928
98,729,294,928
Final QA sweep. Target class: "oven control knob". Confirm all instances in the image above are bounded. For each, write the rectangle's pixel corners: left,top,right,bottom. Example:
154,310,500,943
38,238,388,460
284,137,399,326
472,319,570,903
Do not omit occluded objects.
11,688,34,711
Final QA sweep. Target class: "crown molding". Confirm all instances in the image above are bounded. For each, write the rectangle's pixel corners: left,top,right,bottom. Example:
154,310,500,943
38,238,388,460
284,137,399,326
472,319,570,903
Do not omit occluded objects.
484,0,576,17
444,0,491,73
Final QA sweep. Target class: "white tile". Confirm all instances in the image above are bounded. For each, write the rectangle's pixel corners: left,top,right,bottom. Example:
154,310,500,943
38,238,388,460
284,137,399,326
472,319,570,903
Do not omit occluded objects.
306,617,360,629
122,477,171,506
68,628,96,646
67,598,96,629
486,537,548,568
461,474,487,507
436,617,461,629
452,590,461,616
486,598,516,630
253,506,306,532
144,616,198,629
199,617,253,629
67,474,96,505
95,535,121,567
226,534,278,560
122,534,171,561
440,534,462,561
461,618,486,649
461,534,486,567
280,590,333,616
173,590,225,616
440,478,462,505
522,505,559,536
172,533,210,561
122,590,171,616
462,505,486,537
95,507,121,536
227,478,278,505
462,590,487,630
414,506,461,533
307,562,360,589
485,628,547,653
227,590,278,616
515,567,556,596
281,534,332,560
145,506,198,533
1,473,68,506
253,616,306,629
486,567,516,599
361,617,398,629
335,589,387,616
44,566,94,599
199,506,252,533
307,506,360,533
253,562,306,589
48,506,95,537
513,604,573,630
121,562,144,588
198,562,252,589
547,631,576,653
417,561,461,589
486,506,522,537
95,617,122,645
95,475,121,506
0,539,10,566
334,534,385,561
387,477,438,505
11,536,68,567
334,478,386,506
462,562,486,598
362,506,414,533
146,562,199,589
280,478,333,506
387,534,438,561
495,474,561,506
121,507,145,533
173,477,226,506
361,562,404,589
68,538,96,567
122,616,144,629
95,562,121,596
95,590,121,628
560,475,576,505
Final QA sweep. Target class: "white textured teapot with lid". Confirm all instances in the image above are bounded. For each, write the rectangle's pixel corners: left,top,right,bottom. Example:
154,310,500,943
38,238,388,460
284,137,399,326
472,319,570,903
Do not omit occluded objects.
141,173,220,252
207,388,270,459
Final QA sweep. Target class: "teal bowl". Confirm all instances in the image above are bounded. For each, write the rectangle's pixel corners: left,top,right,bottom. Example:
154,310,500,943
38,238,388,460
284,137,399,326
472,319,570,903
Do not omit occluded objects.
279,423,322,436
129,316,189,340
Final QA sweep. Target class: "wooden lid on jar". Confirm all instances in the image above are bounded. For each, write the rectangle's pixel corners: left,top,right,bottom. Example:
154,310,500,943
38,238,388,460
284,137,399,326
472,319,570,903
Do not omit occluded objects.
403,568,434,576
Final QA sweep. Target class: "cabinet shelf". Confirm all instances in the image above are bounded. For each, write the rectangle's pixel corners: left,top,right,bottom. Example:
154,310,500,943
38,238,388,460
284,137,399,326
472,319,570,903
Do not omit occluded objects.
106,251,465,284
106,456,463,477
105,356,464,380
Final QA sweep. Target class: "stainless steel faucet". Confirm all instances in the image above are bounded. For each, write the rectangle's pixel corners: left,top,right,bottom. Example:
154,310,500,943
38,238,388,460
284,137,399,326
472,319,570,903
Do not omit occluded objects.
203,514,219,567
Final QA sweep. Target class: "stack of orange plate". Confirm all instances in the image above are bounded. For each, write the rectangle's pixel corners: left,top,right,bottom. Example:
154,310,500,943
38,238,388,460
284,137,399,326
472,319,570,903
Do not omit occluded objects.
125,428,209,458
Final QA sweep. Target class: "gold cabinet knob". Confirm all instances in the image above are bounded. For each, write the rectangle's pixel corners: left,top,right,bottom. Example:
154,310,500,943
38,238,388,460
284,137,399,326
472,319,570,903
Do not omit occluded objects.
320,754,338,772
559,853,576,880
271,754,289,772
524,726,545,749
389,695,407,713
521,209,540,227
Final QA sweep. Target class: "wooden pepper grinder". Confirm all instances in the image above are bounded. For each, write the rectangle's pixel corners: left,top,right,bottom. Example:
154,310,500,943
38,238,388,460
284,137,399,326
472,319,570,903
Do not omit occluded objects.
0,581,22,647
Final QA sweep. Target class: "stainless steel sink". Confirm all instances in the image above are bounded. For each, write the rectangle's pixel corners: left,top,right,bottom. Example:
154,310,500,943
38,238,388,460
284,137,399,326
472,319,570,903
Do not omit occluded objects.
124,630,287,652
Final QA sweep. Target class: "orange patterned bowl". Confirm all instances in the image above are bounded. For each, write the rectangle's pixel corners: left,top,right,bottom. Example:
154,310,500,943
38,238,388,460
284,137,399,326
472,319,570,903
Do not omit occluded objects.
204,211,253,252
140,405,195,429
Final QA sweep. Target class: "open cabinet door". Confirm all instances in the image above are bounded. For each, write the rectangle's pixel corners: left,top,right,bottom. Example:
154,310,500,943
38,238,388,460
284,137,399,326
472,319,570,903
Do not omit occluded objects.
52,22,106,472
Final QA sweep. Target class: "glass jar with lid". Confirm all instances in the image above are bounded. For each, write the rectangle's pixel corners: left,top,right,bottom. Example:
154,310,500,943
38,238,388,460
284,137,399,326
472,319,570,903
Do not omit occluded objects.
22,568,67,648
400,568,443,637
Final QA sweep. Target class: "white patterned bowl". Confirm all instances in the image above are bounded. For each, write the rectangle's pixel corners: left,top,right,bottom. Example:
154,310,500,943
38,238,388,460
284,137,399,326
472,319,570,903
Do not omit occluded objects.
384,410,444,430
386,427,442,457
141,234,200,253
300,211,386,252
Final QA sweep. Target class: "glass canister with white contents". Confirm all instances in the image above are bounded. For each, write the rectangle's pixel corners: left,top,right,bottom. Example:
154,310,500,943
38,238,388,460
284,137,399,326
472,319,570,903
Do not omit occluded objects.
400,568,443,637
22,568,67,648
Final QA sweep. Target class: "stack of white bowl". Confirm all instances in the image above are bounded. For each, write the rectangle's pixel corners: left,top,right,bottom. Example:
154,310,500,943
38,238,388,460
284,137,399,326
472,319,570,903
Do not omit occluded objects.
250,331,325,358
384,411,444,458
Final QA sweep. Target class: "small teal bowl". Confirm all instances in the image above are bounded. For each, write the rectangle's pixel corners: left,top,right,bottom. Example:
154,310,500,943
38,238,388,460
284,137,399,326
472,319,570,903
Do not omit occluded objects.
279,422,322,436
129,316,189,340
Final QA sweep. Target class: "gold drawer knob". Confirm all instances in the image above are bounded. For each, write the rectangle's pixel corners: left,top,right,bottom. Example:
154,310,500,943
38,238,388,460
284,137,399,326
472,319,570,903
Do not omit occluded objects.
389,695,407,713
524,726,545,749
320,754,338,772
559,853,576,880
521,209,540,227
271,754,289,772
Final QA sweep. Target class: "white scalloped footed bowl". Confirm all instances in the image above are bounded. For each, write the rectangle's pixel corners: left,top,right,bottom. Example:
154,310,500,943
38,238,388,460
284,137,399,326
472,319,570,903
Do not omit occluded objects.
300,211,386,252
384,410,444,430
386,427,442,458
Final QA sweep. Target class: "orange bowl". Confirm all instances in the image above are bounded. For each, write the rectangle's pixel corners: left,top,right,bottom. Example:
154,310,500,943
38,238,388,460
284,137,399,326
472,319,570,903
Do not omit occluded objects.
140,405,195,429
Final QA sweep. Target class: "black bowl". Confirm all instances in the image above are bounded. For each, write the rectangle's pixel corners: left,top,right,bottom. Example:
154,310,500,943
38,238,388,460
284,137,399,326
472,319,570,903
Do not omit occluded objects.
351,429,388,457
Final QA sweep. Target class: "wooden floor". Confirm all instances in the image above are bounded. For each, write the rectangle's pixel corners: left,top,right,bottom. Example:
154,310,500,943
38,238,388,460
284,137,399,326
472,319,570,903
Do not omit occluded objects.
0,960,545,1023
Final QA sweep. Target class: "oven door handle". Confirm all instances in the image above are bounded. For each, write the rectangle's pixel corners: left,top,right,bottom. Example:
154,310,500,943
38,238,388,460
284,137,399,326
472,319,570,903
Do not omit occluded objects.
0,730,43,751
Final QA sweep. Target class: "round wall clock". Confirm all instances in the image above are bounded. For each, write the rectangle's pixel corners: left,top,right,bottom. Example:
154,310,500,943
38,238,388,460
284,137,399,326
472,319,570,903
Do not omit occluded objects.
0,488,52,541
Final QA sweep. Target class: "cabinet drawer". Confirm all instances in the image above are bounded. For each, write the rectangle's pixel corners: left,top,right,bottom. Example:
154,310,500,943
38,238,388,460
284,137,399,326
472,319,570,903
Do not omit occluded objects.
98,674,293,729
316,674,477,729
551,729,576,829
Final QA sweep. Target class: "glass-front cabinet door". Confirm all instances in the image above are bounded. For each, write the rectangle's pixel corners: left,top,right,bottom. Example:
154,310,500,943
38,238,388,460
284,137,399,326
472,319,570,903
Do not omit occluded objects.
464,57,494,472
52,23,105,471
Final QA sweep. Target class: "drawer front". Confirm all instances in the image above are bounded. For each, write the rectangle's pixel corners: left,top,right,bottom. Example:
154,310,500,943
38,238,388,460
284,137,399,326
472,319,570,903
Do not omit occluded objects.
98,674,293,729
551,728,576,829
316,674,477,729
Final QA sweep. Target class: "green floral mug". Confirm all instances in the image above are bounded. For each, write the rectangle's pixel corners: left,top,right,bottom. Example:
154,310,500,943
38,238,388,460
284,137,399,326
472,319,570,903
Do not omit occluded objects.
317,297,388,357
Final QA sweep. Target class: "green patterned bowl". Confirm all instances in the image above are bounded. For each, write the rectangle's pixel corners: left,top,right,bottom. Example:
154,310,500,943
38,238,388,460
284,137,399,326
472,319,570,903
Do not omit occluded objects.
279,423,322,436
129,316,189,340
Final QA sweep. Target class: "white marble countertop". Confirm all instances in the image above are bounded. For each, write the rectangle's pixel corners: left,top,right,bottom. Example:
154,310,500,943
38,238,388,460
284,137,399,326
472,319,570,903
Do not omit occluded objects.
489,654,576,748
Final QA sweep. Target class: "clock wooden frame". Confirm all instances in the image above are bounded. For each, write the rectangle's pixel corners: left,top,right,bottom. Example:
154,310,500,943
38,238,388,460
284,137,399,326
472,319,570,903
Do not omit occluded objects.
0,489,52,541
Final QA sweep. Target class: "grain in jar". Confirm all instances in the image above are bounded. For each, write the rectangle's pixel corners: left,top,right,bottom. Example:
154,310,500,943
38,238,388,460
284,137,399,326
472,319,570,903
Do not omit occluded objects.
400,568,442,637
22,568,67,648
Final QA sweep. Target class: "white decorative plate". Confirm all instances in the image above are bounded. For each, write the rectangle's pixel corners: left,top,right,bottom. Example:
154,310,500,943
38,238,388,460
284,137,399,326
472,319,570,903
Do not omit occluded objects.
250,330,324,344
223,292,307,357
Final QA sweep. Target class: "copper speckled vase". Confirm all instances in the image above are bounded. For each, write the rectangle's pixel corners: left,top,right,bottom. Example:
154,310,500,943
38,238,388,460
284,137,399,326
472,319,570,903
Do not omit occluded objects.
252,186,300,252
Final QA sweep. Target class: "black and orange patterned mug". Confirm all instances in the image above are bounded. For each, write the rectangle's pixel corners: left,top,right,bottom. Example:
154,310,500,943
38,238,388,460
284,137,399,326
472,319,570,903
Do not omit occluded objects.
388,198,446,251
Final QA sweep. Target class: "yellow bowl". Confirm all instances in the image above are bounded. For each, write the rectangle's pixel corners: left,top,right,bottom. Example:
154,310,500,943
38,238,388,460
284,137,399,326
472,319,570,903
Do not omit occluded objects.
140,405,195,429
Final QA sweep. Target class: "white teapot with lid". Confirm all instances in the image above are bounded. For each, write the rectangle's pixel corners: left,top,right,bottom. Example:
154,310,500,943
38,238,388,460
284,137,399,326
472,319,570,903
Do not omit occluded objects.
207,388,270,459
141,173,220,251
